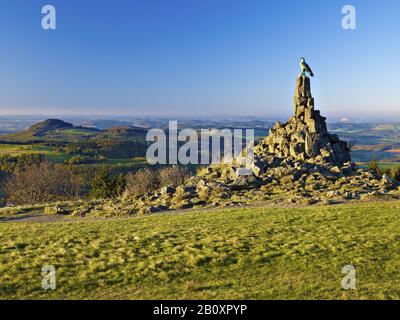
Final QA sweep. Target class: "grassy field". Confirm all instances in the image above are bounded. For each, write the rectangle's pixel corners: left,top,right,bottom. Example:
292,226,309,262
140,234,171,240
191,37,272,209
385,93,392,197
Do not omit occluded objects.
55,128,97,137
1,201,400,299
0,144,56,156
0,144,149,166
103,157,147,165
357,161,400,170
0,144,70,163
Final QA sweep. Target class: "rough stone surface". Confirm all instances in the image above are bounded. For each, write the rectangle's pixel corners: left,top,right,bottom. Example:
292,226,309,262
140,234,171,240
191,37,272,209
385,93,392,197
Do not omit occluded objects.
259,76,351,165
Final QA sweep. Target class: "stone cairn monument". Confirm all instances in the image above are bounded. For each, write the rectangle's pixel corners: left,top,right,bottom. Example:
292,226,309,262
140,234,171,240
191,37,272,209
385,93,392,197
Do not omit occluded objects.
257,75,351,166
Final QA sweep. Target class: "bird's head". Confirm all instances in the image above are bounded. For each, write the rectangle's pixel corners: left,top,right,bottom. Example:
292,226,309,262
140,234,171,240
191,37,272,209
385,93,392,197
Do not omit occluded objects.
300,57,305,62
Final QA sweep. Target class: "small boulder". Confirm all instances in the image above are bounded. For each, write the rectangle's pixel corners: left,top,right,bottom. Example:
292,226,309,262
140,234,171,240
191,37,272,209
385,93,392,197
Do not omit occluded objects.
160,186,176,195
381,174,393,185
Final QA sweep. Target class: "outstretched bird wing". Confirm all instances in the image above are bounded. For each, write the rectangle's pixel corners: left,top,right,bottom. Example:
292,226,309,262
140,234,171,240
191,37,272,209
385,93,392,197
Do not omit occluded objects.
304,62,314,77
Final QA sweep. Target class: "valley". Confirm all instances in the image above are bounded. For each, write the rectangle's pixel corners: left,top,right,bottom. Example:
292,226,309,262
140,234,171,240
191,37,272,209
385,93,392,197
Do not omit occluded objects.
2,116,400,166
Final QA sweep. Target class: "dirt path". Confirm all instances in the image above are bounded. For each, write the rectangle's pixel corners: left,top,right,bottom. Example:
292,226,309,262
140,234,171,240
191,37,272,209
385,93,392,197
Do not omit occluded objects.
0,198,370,224
0,213,81,223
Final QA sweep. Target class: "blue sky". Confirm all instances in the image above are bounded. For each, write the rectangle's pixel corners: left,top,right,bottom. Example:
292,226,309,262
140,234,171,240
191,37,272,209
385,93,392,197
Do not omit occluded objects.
0,0,399,117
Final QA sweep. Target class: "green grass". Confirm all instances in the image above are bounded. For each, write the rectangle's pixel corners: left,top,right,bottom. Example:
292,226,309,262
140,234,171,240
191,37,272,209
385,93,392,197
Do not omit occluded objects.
0,144,72,163
104,158,147,165
0,144,61,157
1,201,400,299
57,128,97,137
0,132,40,141
375,162,400,169
0,127,97,141
357,161,400,170
0,144,148,165
0,144,39,156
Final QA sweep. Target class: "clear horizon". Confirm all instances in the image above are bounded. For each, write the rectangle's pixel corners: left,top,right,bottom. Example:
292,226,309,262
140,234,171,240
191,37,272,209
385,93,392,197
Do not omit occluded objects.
3,112,400,124
1,0,400,116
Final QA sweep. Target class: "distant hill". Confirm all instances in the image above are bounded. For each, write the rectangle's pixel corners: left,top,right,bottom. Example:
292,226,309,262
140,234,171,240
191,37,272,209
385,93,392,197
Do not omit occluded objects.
0,118,150,145
101,126,148,138
80,119,135,130
26,119,73,137
0,119,99,142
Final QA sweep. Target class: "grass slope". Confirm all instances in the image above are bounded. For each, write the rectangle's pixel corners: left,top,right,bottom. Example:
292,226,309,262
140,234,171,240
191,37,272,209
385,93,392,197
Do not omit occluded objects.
1,201,400,299
0,144,67,160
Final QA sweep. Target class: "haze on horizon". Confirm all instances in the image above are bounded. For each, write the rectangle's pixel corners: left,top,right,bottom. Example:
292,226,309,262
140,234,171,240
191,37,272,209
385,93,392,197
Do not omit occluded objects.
1,0,400,118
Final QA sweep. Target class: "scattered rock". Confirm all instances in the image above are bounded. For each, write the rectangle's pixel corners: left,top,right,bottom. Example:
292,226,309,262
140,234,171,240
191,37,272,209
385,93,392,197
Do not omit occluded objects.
381,174,393,185
160,186,176,195
44,205,70,215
